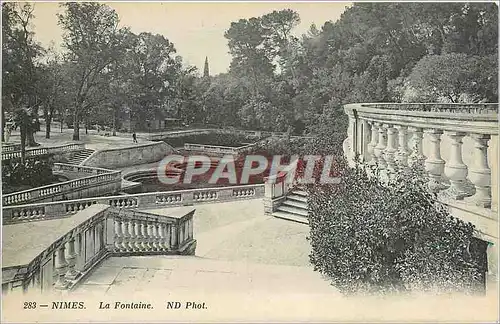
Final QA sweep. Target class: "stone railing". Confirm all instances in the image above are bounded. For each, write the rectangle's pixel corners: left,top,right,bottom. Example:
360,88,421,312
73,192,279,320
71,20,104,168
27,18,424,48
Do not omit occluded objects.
52,162,116,175
263,173,293,215
2,184,265,224
1,143,85,161
81,141,174,169
343,102,499,278
147,128,317,142
3,164,122,207
2,204,196,296
184,143,237,155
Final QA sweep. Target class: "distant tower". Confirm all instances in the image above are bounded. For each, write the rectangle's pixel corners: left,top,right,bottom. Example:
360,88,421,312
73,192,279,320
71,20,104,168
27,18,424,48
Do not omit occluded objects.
203,56,210,78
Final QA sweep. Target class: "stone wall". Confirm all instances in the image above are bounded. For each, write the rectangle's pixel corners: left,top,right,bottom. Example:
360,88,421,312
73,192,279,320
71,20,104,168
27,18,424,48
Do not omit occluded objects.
82,142,174,169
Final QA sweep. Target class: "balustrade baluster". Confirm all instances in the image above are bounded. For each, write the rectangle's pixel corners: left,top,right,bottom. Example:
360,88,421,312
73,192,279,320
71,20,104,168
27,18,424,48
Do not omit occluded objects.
465,134,492,208
442,131,473,200
126,221,135,252
367,121,379,164
374,123,387,169
113,218,122,252
134,221,143,251
165,224,172,250
140,221,149,251
424,129,447,192
146,223,154,251
408,127,425,166
395,125,409,167
54,244,69,289
383,124,398,173
158,224,167,251
65,237,80,280
120,219,129,252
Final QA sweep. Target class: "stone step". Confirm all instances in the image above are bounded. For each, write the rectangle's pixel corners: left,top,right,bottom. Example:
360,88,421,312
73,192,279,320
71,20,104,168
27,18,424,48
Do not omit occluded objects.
291,189,308,197
286,194,308,203
276,205,308,217
272,211,309,224
282,199,308,210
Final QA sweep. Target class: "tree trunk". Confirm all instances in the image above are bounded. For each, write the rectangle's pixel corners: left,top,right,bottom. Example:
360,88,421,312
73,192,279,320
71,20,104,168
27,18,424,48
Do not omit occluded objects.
27,128,37,147
72,110,80,141
45,110,51,139
20,127,26,165
112,112,117,136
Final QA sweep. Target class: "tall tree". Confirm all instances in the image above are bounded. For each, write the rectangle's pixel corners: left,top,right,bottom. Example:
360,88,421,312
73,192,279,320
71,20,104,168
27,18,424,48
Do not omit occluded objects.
2,3,44,145
57,2,126,140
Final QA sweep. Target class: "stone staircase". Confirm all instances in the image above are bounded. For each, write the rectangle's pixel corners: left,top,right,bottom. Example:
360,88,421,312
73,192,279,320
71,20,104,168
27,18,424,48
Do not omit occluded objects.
272,189,309,224
67,149,95,165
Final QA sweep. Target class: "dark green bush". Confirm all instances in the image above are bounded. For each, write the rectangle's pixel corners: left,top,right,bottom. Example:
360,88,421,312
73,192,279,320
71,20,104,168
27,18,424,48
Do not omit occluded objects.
2,157,57,193
307,163,484,296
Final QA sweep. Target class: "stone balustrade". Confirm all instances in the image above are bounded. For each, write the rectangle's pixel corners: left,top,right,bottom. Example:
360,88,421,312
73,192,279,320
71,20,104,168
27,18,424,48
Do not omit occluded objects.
3,164,122,207
2,184,265,224
2,204,195,296
147,128,316,142
343,102,499,279
1,143,85,161
184,143,238,155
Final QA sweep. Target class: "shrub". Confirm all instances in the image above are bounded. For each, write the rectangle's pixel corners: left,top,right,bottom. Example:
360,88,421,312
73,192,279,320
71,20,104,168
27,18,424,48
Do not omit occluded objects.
307,162,485,296
2,157,57,193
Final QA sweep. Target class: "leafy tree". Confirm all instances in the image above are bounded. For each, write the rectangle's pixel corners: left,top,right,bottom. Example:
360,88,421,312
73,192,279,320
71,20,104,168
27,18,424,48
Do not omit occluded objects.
57,2,127,140
405,53,498,102
2,3,44,145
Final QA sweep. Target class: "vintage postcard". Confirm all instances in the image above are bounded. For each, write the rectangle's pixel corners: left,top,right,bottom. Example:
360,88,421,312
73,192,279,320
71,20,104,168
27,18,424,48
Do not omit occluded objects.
1,1,499,323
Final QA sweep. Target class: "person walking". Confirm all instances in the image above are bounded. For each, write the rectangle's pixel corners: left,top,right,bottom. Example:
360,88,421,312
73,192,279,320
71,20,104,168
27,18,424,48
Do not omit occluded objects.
132,132,138,143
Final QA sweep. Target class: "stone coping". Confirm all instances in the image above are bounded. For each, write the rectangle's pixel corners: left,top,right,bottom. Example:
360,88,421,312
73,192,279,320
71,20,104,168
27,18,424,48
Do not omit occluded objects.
2,204,110,268
344,103,498,135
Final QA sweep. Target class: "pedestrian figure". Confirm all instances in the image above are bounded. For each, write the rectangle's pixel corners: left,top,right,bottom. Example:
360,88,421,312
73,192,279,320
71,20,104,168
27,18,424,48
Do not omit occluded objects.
132,132,138,143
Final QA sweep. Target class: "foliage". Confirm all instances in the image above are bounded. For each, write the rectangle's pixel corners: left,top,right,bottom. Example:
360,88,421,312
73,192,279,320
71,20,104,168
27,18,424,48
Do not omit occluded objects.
2,157,57,193
308,163,484,296
405,53,498,102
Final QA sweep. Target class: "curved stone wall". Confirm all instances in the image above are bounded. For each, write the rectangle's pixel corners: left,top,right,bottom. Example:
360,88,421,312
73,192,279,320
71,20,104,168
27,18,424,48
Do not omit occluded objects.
82,142,174,169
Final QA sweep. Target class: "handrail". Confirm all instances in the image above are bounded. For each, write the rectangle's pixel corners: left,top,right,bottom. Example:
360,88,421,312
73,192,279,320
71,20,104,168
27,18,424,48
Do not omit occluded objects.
1,143,85,161
2,205,196,295
3,164,121,206
2,184,265,224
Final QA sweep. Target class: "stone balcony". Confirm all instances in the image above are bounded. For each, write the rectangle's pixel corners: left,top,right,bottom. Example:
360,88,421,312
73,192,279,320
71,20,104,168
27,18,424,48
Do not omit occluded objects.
343,102,499,279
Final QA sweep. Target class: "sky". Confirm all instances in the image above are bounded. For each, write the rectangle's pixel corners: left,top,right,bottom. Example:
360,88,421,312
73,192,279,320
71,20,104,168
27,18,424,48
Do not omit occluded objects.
31,2,351,75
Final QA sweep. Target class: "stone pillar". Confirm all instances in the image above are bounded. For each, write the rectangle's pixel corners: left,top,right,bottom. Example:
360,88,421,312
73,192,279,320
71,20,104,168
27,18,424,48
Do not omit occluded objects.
374,123,387,169
134,221,143,251
395,125,409,167
65,237,80,280
120,220,129,252
54,245,69,289
126,220,135,252
490,135,498,212
140,221,149,251
487,241,498,285
158,224,167,251
408,127,425,166
466,134,492,208
367,121,379,164
384,124,398,173
146,223,154,251
360,119,371,162
424,129,447,192
152,224,160,251
165,224,172,250
114,219,122,252
443,131,472,200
